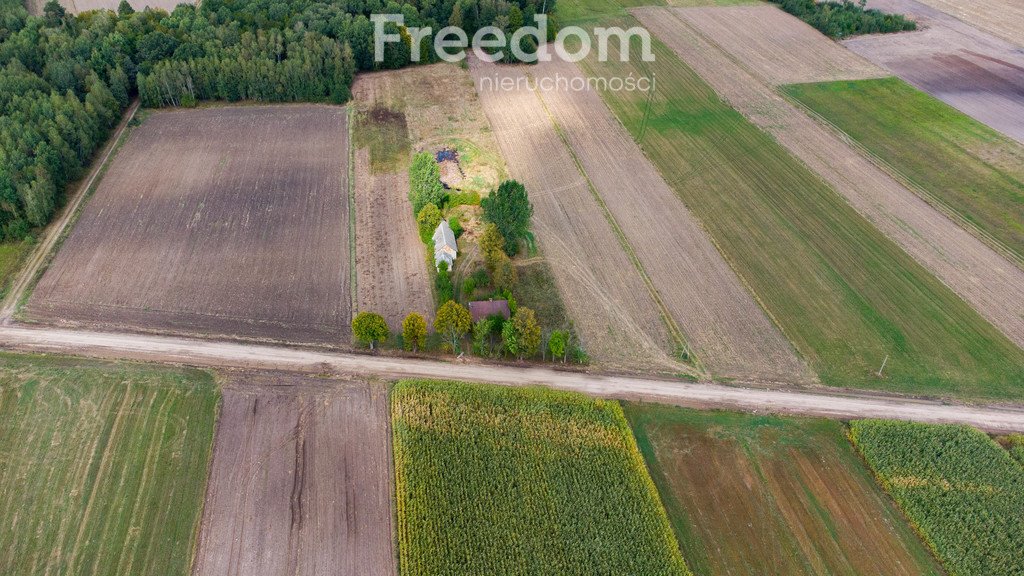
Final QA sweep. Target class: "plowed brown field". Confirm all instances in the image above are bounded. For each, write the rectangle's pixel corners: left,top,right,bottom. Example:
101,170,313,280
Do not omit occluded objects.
26,105,351,345
192,373,395,576
850,0,1024,143
637,6,1024,350
469,57,682,373
680,5,886,85
532,56,811,382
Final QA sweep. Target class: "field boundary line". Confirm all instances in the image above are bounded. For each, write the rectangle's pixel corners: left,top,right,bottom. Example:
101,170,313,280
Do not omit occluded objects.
0,100,140,322
348,106,358,317
528,72,701,376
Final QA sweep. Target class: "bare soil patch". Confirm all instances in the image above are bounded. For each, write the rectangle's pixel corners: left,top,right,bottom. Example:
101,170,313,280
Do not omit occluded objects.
681,5,886,85
192,373,396,576
353,148,433,329
533,55,811,382
26,105,351,345
849,0,1024,143
469,57,682,373
638,6,1024,350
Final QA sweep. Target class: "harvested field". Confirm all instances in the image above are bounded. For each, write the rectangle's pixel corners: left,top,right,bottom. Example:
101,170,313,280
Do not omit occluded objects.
848,0,1024,143
641,8,1024,353
470,57,682,373
532,55,811,382
0,353,218,576
192,373,395,576
574,6,1024,397
911,0,1024,47
26,105,351,345
626,405,942,576
353,149,433,329
391,380,690,575
679,5,886,85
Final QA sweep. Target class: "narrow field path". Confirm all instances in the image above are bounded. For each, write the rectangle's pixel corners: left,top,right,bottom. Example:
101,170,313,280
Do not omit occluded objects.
2,325,1023,433
636,7,1024,350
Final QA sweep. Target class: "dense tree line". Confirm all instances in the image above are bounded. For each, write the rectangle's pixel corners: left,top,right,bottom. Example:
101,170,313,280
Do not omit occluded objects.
768,0,915,38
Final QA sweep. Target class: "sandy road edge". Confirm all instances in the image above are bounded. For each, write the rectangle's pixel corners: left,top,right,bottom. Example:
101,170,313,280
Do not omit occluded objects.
0,100,141,322
2,324,1023,433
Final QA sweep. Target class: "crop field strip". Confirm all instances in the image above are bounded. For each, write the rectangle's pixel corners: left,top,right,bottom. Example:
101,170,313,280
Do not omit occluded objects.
469,57,685,373
626,405,943,576
848,0,1024,144
644,6,1024,352
531,55,812,383
26,105,352,345
572,4,1024,397
0,353,218,576
192,374,396,576
906,0,1024,48
391,380,691,575
850,420,1024,575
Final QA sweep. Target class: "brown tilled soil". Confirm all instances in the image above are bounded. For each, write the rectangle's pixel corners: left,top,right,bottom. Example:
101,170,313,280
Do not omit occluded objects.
26,105,351,345
849,0,1024,143
637,6,1024,350
911,0,1024,47
191,373,396,576
469,57,683,373
532,56,812,383
680,5,886,85
353,148,434,329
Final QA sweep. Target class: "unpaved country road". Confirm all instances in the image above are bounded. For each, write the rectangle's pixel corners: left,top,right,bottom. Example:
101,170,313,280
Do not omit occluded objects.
2,325,1024,432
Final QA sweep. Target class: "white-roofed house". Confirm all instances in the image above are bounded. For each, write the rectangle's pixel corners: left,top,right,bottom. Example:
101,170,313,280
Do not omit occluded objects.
433,220,458,271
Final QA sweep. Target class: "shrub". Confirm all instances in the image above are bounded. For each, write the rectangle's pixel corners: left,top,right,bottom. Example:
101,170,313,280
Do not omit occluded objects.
549,330,569,362
446,190,481,208
448,216,463,239
417,203,442,245
492,255,517,293
435,265,454,305
409,152,446,214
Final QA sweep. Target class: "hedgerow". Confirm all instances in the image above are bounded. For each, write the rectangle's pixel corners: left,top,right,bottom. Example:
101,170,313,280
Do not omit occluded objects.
849,420,1024,575
391,380,690,576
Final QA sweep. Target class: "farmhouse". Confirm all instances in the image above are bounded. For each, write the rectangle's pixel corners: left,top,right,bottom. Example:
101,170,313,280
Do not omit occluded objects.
433,220,458,270
468,299,511,323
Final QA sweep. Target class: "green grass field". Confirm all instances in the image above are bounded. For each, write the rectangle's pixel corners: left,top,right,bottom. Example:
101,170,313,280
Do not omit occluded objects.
391,380,690,575
850,420,1024,576
0,239,31,299
560,5,1024,398
625,405,941,576
0,353,220,576
353,104,412,173
784,78,1024,263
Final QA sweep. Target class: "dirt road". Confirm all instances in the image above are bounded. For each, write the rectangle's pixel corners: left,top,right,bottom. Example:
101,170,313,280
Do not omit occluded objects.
2,325,1023,432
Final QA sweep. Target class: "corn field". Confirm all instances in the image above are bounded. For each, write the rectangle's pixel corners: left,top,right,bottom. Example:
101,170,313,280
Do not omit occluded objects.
849,420,1024,576
391,380,691,576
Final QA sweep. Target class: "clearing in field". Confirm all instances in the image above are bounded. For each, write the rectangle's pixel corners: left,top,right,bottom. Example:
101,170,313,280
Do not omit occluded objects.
625,405,942,576
678,5,886,85
192,373,395,576
530,55,811,382
391,380,690,576
785,78,1024,264
850,420,1024,575
848,0,1024,144
26,105,351,345
0,353,218,576
567,1,1024,398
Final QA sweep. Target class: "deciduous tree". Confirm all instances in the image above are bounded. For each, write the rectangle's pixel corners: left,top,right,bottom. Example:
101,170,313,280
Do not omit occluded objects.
434,300,471,352
481,179,532,256
402,312,427,352
352,311,389,350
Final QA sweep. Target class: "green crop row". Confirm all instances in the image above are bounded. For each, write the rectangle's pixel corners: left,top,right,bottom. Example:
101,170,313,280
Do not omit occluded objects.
391,380,691,576
849,420,1024,575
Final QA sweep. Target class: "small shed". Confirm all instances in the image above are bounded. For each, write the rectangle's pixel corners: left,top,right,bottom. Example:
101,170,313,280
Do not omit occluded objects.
433,220,458,271
468,299,511,323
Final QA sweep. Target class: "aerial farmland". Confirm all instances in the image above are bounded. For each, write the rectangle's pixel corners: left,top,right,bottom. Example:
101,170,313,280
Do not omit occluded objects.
1,0,1023,573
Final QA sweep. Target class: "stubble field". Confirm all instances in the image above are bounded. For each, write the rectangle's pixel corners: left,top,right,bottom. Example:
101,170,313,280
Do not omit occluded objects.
626,405,943,576
26,105,351,345
0,354,219,576
192,373,395,576
905,0,1024,47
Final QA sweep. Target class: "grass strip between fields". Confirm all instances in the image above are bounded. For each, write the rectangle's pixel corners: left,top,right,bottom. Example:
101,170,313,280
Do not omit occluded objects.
850,420,1024,576
783,77,1024,266
561,3,1024,398
0,353,220,576
391,379,691,575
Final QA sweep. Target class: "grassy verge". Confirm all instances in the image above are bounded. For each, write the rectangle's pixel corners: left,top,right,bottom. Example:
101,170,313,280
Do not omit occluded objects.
0,239,34,300
391,380,690,575
0,353,220,576
998,434,1024,466
625,404,942,576
850,420,1024,576
353,105,412,173
564,6,1024,398
783,77,1024,265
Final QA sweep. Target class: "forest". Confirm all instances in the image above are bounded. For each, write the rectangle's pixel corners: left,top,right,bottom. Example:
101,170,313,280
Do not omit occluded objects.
768,0,916,38
0,0,553,241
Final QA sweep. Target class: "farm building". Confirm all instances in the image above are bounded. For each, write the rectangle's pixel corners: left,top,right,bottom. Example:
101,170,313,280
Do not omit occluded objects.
468,299,511,323
433,221,458,270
